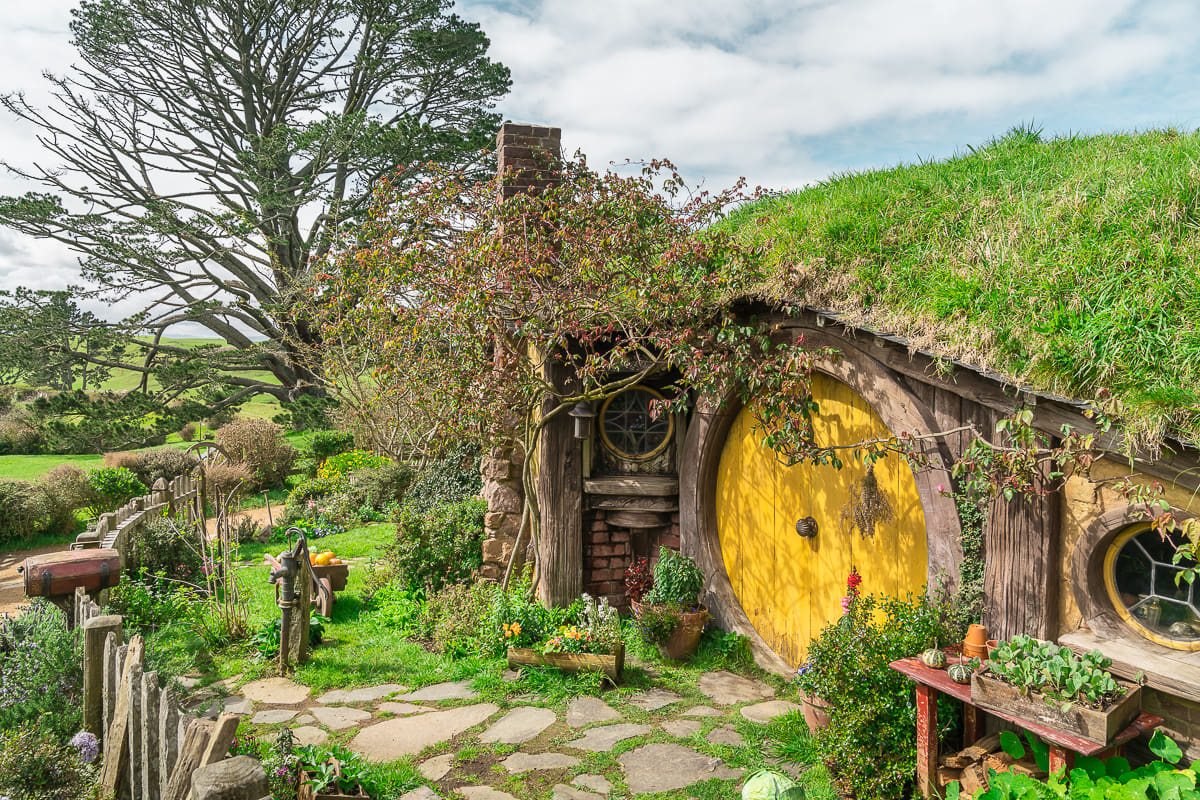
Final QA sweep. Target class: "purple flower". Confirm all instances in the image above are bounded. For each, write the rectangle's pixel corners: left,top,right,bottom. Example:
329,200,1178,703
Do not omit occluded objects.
70,731,100,763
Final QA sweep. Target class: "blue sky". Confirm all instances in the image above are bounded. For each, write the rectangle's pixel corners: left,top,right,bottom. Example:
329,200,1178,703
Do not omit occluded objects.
0,0,1197,322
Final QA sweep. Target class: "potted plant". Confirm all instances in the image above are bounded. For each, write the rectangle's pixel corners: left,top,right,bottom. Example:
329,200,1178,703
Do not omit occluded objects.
298,745,373,799
624,555,654,616
635,546,709,659
972,634,1142,745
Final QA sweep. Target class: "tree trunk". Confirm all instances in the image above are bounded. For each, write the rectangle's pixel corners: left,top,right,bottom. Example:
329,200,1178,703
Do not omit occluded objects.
536,361,582,607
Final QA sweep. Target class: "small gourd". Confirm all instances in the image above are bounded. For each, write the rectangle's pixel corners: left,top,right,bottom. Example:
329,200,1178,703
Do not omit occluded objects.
920,648,947,669
947,662,973,684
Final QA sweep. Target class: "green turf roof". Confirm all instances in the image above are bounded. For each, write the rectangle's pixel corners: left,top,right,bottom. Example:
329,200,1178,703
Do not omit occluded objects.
723,127,1200,448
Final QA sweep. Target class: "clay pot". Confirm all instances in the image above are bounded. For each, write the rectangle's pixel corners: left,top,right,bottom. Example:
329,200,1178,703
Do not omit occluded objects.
800,692,832,734
964,624,988,647
659,607,708,660
985,639,998,661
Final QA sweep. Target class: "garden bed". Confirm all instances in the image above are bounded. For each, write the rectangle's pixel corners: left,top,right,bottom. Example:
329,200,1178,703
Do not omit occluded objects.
971,668,1142,745
506,643,624,681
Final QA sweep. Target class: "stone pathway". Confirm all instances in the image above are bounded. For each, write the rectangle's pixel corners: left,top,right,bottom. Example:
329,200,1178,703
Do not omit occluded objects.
209,666,801,798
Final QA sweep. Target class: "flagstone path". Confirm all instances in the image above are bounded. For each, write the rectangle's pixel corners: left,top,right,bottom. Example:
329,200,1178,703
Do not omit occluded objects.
194,668,802,798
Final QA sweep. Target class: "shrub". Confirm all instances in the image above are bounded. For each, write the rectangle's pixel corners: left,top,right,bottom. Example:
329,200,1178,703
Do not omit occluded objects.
125,515,205,585
418,580,496,656
0,600,84,741
40,464,96,514
286,476,344,508
179,421,197,442
348,463,414,511
308,429,356,462
0,480,76,546
387,498,486,593
0,413,43,455
204,461,254,503
101,450,141,471
317,450,392,482
87,466,147,513
796,588,958,800
643,546,704,607
400,441,481,515
106,572,186,632
0,725,97,800
130,448,199,488
215,418,296,489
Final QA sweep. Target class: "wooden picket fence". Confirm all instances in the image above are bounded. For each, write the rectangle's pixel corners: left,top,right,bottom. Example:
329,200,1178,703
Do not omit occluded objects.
74,473,204,556
75,589,267,800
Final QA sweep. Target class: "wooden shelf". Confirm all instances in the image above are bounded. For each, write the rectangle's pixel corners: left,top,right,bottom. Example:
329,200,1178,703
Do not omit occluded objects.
583,475,679,497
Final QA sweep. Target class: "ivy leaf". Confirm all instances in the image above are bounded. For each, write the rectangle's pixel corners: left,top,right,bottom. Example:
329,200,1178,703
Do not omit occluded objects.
1150,730,1183,764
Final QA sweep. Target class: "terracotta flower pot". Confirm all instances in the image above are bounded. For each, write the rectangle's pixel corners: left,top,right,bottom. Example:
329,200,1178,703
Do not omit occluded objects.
800,691,832,734
658,607,708,660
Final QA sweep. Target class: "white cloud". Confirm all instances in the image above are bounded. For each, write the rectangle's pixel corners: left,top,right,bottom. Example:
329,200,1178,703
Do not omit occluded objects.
0,0,1198,321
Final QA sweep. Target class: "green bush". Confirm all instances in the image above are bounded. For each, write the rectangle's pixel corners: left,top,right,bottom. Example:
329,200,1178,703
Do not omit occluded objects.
387,498,486,593
643,546,704,607
400,441,481,515
0,726,97,800
796,590,958,800
418,580,496,656
348,463,414,511
125,516,205,585
87,466,147,513
0,479,76,546
179,421,197,442
286,476,345,508
129,448,199,488
0,413,44,455
106,572,187,632
215,418,296,490
0,600,84,741
308,430,356,462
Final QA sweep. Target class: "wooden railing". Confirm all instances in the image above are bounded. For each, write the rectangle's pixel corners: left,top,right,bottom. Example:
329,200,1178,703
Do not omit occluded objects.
74,473,204,558
75,589,266,800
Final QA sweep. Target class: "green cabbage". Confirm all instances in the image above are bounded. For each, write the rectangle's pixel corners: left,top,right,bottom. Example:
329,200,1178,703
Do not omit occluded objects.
741,769,801,800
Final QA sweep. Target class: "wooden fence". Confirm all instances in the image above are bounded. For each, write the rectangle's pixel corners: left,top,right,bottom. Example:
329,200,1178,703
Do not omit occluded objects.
75,589,266,800
74,473,204,557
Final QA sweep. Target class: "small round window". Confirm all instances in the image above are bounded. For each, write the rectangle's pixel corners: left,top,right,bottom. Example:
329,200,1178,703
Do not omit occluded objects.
599,387,673,460
1105,524,1200,650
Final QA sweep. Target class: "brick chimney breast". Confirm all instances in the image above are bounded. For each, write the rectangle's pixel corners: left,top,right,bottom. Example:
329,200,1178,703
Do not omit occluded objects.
497,122,562,198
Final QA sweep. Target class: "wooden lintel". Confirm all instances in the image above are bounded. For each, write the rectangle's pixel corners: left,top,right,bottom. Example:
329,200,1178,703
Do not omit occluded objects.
583,475,679,497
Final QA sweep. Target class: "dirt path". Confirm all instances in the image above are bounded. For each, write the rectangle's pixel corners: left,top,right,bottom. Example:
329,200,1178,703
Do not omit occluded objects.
204,505,277,538
0,543,71,617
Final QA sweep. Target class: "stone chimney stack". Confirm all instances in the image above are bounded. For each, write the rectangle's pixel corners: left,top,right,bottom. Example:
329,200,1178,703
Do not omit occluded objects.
496,122,562,198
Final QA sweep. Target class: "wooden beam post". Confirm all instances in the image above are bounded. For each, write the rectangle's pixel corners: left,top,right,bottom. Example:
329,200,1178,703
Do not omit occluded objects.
190,756,267,800
536,359,583,608
100,635,144,799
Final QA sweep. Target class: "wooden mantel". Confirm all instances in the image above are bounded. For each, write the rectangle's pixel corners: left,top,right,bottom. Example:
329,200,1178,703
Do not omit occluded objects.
583,475,679,497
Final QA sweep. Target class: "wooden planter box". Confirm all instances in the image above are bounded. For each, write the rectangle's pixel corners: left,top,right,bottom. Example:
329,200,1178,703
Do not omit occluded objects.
970,668,1142,746
507,644,624,681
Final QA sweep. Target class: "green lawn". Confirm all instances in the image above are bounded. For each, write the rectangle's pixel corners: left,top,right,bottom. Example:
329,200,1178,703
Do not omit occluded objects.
131,523,833,800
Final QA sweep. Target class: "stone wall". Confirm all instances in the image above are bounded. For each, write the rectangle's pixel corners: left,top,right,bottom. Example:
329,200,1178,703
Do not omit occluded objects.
480,444,525,581
582,507,681,608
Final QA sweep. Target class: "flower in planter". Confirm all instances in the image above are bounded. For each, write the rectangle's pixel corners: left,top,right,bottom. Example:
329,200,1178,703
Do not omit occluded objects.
544,625,600,654
503,622,522,639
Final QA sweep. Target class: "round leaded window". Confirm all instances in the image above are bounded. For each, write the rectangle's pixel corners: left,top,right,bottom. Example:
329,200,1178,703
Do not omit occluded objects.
1105,524,1200,650
599,387,674,460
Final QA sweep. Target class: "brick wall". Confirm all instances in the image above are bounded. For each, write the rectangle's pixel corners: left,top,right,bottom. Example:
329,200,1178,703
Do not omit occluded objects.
1136,688,1200,764
582,508,681,609
497,123,561,199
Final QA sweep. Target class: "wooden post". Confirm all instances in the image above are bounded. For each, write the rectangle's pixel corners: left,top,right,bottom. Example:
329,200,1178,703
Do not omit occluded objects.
915,684,938,799
83,615,123,739
100,635,144,799
963,703,985,750
535,360,582,608
127,662,144,800
190,756,267,800
983,464,1061,640
159,687,181,800
285,556,312,668
200,712,241,766
142,671,161,800
164,719,214,800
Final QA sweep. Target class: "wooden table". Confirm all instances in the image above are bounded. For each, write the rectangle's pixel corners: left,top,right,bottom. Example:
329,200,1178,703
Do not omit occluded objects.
890,655,1163,798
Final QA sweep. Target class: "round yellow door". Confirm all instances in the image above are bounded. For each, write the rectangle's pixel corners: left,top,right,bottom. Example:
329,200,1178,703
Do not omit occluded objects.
715,373,928,668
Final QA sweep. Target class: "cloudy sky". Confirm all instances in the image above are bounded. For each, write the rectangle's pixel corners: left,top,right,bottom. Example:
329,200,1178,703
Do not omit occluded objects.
0,0,1198,324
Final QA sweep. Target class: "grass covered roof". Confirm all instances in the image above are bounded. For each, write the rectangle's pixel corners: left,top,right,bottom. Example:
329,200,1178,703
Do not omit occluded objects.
724,127,1200,448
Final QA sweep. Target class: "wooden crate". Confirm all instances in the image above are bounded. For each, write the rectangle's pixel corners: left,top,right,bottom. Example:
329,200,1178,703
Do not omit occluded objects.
507,644,624,681
970,669,1142,746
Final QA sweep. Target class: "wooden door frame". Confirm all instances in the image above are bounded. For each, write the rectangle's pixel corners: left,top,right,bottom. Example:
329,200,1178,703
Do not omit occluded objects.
679,326,962,673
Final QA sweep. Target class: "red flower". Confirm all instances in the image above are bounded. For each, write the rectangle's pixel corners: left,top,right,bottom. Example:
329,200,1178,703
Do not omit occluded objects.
846,567,862,593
